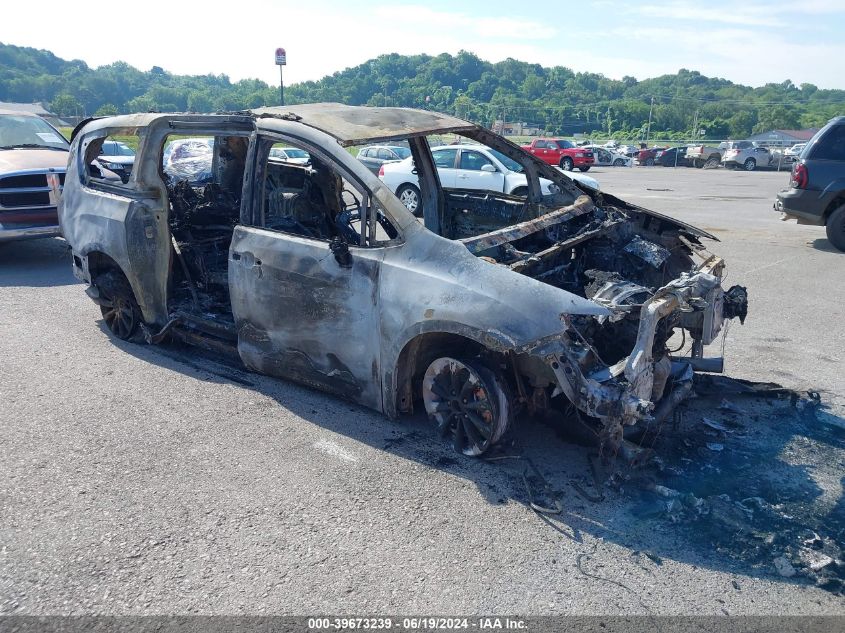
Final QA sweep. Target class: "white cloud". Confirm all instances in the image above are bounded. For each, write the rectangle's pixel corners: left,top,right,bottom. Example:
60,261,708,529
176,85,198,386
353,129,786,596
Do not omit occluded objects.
632,0,842,26
635,3,787,27
372,5,557,40
601,24,845,87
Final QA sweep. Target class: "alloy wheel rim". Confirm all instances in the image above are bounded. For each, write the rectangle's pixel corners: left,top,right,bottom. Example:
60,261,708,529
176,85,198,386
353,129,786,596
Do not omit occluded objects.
103,297,134,339
422,358,497,456
400,188,418,212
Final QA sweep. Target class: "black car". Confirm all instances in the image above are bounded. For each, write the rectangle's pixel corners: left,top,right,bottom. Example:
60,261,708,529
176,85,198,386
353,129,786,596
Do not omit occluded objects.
775,117,845,251
654,146,688,167
97,140,135,183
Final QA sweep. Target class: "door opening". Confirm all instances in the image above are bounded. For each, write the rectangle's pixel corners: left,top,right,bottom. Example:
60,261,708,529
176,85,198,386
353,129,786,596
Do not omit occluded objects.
164,133,248,327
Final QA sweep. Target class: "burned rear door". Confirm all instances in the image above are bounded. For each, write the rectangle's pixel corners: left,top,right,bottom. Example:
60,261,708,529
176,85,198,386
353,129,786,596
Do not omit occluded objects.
228,135,385,410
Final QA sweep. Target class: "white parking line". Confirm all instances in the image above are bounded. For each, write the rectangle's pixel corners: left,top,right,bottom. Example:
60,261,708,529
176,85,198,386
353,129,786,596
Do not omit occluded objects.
314,437,358,462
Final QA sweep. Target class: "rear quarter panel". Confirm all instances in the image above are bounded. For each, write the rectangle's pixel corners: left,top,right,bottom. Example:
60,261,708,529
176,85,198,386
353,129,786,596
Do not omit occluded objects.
60,126,170,324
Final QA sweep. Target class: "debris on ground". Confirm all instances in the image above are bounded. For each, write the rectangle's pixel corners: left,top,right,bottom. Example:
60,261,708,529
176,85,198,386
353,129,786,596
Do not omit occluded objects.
774,556,797,578
719,399,746,415
612,375,845,595
702,417,730,433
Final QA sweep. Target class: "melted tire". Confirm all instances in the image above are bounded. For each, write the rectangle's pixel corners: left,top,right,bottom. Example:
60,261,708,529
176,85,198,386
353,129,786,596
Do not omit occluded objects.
422,357,512,456
96,270,143,342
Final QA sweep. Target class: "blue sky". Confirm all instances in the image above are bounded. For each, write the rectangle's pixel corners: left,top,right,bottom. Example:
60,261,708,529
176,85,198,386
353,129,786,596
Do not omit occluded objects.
2,0,843,88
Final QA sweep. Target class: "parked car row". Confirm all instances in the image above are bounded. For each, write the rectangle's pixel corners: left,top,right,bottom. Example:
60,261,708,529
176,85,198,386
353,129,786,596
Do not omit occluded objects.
631,140,800,171
353,137,803,181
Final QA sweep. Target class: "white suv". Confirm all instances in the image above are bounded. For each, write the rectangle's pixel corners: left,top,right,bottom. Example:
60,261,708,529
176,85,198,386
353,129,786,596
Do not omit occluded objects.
722,141,771,171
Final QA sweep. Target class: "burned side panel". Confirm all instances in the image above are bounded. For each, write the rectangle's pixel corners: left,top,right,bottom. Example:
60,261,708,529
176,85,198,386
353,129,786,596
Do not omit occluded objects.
229,225,385,410
60,127,169,324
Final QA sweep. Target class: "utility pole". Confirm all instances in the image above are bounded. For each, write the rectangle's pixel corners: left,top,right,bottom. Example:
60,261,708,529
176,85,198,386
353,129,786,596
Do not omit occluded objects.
646,96,655,144
275,48,286,106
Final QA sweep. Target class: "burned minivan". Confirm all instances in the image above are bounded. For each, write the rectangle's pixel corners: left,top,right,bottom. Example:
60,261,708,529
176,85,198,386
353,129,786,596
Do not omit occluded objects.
60,105,747,460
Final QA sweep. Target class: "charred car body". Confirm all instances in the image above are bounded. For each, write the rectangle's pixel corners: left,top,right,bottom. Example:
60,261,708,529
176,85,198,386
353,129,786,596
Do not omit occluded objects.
59,105,748,460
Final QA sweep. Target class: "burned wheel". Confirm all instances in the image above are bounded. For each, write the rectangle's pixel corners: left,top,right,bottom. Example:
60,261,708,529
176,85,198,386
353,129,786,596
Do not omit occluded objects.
96,270,141,341
422,357,511,456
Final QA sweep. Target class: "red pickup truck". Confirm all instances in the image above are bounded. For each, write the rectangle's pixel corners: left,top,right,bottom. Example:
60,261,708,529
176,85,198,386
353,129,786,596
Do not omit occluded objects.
521,138,594,171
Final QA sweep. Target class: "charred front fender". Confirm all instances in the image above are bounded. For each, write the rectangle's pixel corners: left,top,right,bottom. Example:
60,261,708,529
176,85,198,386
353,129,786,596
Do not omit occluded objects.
379,226,611,417
383,318,526,418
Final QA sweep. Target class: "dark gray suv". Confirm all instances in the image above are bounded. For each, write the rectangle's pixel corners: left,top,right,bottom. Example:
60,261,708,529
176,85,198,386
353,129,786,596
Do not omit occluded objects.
775,116,845,251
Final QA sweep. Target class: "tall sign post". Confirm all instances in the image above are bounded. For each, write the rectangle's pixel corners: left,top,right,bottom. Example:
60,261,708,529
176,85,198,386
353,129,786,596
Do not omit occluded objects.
275,47,286,106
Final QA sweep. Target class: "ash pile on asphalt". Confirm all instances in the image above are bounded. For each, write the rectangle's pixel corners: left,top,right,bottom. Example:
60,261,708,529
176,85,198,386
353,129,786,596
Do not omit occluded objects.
622,375,844,594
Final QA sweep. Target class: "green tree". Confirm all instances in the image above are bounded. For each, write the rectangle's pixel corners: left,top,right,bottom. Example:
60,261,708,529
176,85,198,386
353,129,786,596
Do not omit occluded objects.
728,111,757,138
187,91,213,112
94,103,118,116
522,74,545,100
50,93,81,116
125,95,155,112
753,105,800,133
3,43,845,137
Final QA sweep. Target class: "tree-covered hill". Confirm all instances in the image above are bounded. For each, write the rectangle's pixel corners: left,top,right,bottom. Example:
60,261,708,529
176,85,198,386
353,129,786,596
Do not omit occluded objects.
1,42,843,139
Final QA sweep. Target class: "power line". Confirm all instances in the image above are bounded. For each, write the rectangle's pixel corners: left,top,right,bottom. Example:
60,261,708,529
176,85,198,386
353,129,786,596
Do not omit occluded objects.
644,93,845,106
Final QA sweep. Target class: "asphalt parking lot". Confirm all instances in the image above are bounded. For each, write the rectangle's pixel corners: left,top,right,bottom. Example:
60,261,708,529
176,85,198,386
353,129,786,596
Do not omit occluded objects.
1,166,843,616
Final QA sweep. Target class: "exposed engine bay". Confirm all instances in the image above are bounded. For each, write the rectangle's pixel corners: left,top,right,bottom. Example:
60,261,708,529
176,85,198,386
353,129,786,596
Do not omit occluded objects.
440,185,748,459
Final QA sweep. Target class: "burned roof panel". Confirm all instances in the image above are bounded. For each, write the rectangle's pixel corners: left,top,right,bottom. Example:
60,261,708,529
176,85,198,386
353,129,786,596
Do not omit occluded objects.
251,103,476,147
